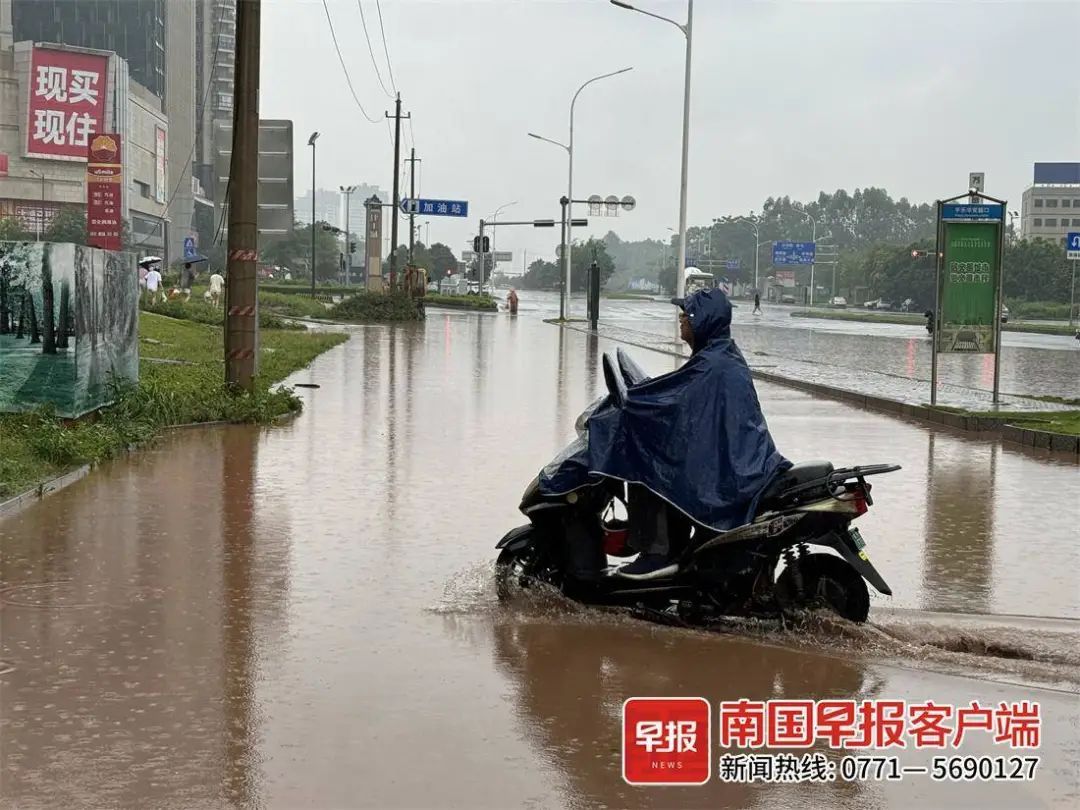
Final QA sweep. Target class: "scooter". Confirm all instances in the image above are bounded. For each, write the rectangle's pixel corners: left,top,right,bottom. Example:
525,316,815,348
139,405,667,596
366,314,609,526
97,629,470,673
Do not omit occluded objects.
494,349,900,623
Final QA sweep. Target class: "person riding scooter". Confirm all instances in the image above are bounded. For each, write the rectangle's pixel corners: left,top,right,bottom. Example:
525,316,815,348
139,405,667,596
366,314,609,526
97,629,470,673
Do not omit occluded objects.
540,288,790,580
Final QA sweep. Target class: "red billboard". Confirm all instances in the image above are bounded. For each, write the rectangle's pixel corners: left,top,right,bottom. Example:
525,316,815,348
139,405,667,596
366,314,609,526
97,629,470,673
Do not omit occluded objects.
86,133,123,251
26,46,109,161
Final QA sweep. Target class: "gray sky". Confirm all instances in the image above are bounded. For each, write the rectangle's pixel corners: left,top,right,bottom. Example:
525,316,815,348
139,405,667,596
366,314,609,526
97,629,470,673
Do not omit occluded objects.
262,0,1080,266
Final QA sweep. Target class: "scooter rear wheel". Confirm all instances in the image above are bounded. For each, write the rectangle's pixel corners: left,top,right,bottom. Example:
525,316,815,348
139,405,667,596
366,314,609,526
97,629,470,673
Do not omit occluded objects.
775,553,870,623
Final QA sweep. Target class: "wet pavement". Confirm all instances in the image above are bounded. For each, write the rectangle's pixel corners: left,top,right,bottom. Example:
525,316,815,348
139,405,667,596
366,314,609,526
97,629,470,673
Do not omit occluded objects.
509,292,1080,409
2,313,1079,807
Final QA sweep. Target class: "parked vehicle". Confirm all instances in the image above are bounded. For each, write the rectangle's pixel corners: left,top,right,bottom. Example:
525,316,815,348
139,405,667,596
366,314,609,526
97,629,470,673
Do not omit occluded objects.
864,299,880,309
830,296,847,308
494,349,900,624
875,301,893,311
1001,305,1009,323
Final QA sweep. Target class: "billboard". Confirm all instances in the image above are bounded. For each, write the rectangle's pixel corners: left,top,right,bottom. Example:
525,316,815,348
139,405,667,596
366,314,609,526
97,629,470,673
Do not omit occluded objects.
938,220,1002,353
772,241,816,266
25,46,110,161
1033,163,1080,185
86,134,123,251
154,127,167,203
0,153,7,176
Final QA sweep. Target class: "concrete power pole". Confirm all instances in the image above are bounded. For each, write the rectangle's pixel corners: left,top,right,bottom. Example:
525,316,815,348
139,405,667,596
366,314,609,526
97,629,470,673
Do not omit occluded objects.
225,0,261,391
385,94,409,288
405,148,421,263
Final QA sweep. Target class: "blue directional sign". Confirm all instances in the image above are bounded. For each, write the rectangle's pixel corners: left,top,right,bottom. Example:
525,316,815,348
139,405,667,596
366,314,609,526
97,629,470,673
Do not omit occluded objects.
724,259,740,271
1067,232,1080,260
400,198,468,217
772,241,816,266
941,203,1004,222
183,236,197,260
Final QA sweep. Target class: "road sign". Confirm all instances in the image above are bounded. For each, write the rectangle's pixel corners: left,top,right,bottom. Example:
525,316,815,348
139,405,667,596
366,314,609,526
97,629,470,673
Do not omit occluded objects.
724,259,740,270
772,241,816,266
968,172,985,194
1067,232,1080,261
400,198,468,217
462,250,475,261
183,236,197,260
494,251,512,263
941,203,1003,222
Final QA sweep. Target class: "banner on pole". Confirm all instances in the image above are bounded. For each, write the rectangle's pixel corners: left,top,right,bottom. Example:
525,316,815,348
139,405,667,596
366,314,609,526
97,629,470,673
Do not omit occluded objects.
86,133,123,251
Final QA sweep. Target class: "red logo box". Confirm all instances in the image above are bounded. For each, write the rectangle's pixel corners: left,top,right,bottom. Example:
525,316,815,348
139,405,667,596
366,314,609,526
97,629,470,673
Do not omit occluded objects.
623,697,711,786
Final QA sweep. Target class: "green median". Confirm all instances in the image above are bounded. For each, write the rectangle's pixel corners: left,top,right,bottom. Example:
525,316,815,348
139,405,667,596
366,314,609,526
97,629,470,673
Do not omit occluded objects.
0,312,347,500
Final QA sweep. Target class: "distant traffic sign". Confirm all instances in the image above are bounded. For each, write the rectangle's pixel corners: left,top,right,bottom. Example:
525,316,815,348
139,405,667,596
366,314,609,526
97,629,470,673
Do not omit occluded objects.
1068,232,1080,261
400,198,468,217
494,251,513,263
724,259,740,270
941,203,1003,222
772,241,816,266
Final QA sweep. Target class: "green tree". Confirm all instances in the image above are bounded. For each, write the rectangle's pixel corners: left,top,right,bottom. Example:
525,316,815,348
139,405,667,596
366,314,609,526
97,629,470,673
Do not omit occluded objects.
569,237,615,292
261,221,341,281
44,208,87,244
428,242,458,280
0,217,31,241
520,258,560,290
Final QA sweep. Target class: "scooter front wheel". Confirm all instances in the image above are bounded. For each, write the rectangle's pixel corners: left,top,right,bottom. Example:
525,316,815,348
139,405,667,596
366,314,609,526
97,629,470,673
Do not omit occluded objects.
495,534,558,601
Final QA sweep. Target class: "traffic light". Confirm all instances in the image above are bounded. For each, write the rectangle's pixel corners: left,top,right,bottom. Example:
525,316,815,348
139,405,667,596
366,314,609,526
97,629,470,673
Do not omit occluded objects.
472,235,490,253
349,241,356,254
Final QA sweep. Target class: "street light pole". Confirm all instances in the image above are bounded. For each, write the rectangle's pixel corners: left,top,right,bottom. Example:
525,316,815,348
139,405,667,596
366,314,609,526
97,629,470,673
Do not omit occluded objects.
340,184,356,285
488,200,516,291
611,0,691,341
794,206,817,306
529,66,632,321
307,132,320,297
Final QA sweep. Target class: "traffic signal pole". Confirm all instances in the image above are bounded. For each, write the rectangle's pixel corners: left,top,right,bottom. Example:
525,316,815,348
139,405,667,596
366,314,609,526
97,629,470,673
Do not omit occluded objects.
224,0,261,391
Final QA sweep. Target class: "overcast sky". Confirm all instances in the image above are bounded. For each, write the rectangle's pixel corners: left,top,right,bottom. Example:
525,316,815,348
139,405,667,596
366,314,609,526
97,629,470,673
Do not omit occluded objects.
261,0,1080,266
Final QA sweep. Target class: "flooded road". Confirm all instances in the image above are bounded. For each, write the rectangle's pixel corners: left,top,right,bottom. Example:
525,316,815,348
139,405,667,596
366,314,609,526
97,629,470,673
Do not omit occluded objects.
2,313,1078,807
525,292,1080,400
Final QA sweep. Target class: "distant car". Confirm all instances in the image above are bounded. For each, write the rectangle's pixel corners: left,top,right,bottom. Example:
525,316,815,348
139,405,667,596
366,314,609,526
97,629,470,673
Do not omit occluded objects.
830,297,847,308
875,300,893,311
780,294,796,304
1001,305,1009,323
864,298,880,309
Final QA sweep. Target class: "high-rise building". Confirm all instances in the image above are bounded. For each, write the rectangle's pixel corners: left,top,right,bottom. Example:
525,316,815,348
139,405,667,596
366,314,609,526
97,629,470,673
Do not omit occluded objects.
295,188,341,227
194,0,235,240
1020,163,1080,246
341,183,387,238
213,119,293,244
10,0,166,97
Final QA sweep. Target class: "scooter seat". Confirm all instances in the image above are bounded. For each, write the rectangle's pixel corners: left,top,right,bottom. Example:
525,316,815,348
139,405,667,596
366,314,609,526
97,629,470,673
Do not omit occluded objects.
759,460,834,504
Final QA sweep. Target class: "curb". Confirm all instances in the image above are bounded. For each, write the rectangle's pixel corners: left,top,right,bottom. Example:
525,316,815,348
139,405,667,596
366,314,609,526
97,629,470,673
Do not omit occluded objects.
556,321,1080,460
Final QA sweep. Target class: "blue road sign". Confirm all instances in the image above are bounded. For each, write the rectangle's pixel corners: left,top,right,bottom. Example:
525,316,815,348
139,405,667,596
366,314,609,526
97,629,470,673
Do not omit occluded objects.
183,236,197,260
772,241,816,266
941,203,1004,222
1067,232,1080,260
400,198,468,217
724,259,740,271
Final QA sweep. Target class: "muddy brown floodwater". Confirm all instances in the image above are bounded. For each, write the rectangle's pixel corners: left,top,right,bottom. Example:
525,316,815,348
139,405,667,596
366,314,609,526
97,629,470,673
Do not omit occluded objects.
2,314,1078,808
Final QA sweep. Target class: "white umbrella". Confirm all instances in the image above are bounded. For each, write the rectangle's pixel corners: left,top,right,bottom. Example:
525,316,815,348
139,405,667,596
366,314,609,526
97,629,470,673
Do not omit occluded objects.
137,255,162,267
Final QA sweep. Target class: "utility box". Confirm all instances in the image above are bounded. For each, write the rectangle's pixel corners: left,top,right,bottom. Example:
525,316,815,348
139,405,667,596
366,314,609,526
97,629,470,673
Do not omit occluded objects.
0,241,139,417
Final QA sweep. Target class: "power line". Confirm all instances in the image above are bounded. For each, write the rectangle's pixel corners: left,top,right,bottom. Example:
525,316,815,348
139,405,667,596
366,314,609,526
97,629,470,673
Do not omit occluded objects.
322,0,380,124
375,0,398,95
356,0,393,99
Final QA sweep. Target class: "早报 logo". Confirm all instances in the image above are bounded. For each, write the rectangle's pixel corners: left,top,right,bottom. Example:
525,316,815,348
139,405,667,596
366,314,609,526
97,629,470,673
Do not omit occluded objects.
622,697,711,785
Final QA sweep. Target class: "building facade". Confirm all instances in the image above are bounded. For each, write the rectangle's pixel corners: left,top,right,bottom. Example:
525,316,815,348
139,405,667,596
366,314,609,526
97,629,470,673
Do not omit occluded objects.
1019,162,1080,246
212,118,293,244
0,41,167,253
295,187,340,227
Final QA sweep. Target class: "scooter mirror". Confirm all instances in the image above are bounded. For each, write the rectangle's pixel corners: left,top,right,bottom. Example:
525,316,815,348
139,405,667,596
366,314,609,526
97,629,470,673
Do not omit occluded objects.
602,352,628,407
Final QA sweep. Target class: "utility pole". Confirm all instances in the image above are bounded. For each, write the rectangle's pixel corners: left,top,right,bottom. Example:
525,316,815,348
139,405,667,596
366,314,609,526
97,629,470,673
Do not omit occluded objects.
224,0,260,391
405,148,421,262
386,93,410,288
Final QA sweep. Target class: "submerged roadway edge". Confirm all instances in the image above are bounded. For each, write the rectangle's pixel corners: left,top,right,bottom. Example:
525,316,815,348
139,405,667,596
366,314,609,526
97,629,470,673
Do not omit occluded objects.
550,319,1080,461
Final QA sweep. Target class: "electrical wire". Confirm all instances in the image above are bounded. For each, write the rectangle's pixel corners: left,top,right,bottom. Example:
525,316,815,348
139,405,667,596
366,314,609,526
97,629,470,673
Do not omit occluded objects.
322,0,380,124
356,0,393,99
374,0,398,95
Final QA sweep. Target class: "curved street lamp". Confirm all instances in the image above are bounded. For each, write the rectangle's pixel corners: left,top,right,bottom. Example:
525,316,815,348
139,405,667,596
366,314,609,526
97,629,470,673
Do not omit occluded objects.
307,131,320,297
528,66,633,320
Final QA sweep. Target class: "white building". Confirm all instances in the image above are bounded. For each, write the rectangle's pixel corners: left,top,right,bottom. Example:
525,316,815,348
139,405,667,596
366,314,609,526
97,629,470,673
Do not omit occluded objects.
1019,162,1080,246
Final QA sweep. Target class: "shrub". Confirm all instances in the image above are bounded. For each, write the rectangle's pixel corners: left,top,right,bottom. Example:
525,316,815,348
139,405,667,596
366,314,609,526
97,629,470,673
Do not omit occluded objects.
329,291,423,322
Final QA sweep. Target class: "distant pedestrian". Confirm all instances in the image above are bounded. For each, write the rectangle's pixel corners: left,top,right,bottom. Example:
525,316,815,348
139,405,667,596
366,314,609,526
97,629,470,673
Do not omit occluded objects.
180,262,196,301
208,271,225,306
753,292,761,315
507,289,519,315
144,266,164,304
